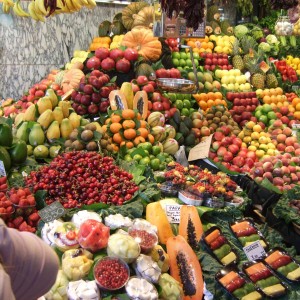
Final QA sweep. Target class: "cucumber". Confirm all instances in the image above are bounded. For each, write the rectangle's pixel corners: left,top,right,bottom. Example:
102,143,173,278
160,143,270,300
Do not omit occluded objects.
213,243,231,260
239,234,260,246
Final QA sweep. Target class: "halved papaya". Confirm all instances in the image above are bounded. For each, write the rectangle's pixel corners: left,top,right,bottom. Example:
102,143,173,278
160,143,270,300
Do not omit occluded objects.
133,91,148,120
167,235,204,300
146,201,174,245
109,90,128,110
178,205,203,250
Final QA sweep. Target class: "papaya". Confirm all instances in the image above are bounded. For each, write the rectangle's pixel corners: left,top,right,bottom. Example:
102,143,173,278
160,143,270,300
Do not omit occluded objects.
58,101,71,118
109,90,128,110
9,139,27,165
0,146,11,172
68,112,81,129
120,82,134,109
150,245,170,272
167,235,204,300
133,91,148,119
0,123,13,147
37,109,54,130
29,123,45,147
52,107,64,124
60,118,73,138
37,97,53,115
23,104,37,122
178,205,203,250
47,121,61,142
16,122,29,143
46,89,59,108
146,201,174,244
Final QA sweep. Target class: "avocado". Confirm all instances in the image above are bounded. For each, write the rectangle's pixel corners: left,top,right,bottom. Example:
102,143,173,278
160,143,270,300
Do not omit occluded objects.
184,133,196,146
183,117,193,129
173,110,181,125
175,132,184,145
179,122,190,136
169,119,179,132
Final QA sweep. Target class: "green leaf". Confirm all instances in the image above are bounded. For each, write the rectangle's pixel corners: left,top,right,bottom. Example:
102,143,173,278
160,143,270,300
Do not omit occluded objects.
82,203,109,211
35,190,48,210
110,76,117,83
259,178,282,194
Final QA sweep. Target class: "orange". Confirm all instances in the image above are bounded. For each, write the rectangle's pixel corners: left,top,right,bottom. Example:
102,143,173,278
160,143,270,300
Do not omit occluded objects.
110,122,123,134
204,35,209,43
111,114,122,123
215,99,223,105
214,92,223,100
207,92,216,100
113,133,123,144
199,100,207,110
187,41,195,48
207,42,214,50
263,95,271,104
201,42,208,49
124,128,137,140
275,87,283,95
112,144,119,152
139,120,148,128
221,100,227,106
105,117,111,125
137,127,149,139
122,109,136,120
294,111,300,120
292,97,300,106
296,103,300,111
288,105,295,112
133,136,145,146
199,93,208,101
207,99,215,108
126,141,134,149
122,120,136,129
147,134,155,144
102,124,107,133
193,94,201,101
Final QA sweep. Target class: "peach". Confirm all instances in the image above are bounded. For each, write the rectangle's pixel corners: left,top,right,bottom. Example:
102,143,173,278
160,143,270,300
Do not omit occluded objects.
277,143,286,151
192,119,203,128
285,146,295,153
285,136,297,146
282,127,292,136
277,134,287,143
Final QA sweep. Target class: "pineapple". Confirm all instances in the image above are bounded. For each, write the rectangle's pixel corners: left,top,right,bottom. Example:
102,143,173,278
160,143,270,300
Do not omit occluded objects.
266,73,278,88
245,53,266,90
240,36,258,67
232,39,244,71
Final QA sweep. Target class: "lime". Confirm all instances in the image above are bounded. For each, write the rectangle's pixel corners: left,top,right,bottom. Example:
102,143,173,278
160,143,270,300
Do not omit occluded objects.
159,162,167,171
156,153,166,162
186,59,193,67
150,158,161,171
138,142,152,153
139,157,151,165
175,100,183,110
177,66,184,72
193,53,200,59
27,145,33,156
255,110,263,119
180,52,188,59
172,58,179,67
124,154,132,161
172,52,181,59
165,157,174,164
168,93,177,102
259,115,268,125
152,146,161,156
133,154,143,161
181,108,190,116
189,108,196,114
150,154,155,159
267,111,276,120
262,104,272,114
183,99,191,109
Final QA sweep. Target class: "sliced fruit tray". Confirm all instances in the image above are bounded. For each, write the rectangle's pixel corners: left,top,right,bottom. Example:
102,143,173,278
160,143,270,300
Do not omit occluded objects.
229,218,269,250
263,247,300,283
216,267,263,300
242,260,289,298
202,226,239,267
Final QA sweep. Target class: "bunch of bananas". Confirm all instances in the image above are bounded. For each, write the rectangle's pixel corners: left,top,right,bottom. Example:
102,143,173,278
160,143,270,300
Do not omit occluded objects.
236,0,253,17
1,0,97,21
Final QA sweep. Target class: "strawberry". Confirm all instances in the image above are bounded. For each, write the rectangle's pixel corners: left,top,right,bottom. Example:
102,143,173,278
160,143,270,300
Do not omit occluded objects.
0,177,7,185
13,216,24,228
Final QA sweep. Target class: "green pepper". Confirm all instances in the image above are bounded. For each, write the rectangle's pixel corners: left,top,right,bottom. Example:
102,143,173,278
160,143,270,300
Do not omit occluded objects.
213,243,231,260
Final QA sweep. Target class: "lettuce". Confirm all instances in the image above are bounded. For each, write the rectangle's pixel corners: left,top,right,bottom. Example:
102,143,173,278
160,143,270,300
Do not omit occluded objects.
266,34,279,44
258,42,271,52
234,25,249,39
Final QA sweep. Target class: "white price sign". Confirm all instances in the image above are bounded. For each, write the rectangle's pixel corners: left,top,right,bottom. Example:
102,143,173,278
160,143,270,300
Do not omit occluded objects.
0,161,6,177
165,204,181,223
243,240,266,261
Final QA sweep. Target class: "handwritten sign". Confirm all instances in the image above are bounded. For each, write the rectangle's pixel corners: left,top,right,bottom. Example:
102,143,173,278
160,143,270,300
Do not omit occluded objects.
38,201,66,223
243,240,266,261
188,134,213,161
165,204,181,223
0,161,6,177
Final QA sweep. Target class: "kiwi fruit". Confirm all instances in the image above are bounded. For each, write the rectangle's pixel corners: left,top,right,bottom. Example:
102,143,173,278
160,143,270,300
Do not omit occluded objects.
206,113,214,120
81,129,94,142
69,129,79,141
210,123,218,130
64,139,73,148
72,140,85,151
100,139,108,148
85,123,97,131
86,141,98,151
213,117,220,123
220,115,228,122
106,144,113,152
215,111,222,118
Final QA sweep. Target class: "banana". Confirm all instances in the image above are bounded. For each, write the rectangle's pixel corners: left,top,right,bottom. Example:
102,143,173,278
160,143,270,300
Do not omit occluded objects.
86,0,96,8
13,0,30,17
34,0,47,16
2,0,15,13
77,0,89,6
65,0,76,12
70,0,81,11
55,0,68,13
28,1,40,20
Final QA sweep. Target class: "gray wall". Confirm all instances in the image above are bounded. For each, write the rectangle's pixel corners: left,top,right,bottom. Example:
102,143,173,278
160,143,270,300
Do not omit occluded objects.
0,3,123,99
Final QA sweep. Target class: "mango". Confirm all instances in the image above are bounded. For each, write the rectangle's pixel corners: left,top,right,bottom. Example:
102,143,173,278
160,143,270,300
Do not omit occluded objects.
23,105,37,122
29,123,45,146
37,109,54,130
47,121,60,142
46,89,59,108
37,97,52,115
52,107,64,124
60,118,73,138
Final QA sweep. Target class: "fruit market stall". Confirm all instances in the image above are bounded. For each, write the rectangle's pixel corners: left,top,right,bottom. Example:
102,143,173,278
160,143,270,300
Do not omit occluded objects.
1,0,300,299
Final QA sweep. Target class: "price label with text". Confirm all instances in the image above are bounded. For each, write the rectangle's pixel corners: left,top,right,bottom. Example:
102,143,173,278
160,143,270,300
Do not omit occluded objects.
0,161,6,177
188,134,213,161
165,204,181,223
243,240,266,261
38,201,66,223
